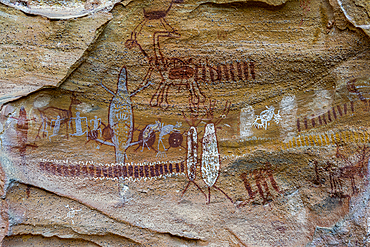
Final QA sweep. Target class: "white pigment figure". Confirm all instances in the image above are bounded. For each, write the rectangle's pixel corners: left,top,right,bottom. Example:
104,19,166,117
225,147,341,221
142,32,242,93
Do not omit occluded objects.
70,112,88,139
156,121,182,157
49,116,62,141
253,106,282,130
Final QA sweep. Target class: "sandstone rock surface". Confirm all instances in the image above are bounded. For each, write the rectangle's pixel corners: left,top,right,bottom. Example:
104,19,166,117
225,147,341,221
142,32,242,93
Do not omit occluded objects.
0,5,112,106
0,0,370,246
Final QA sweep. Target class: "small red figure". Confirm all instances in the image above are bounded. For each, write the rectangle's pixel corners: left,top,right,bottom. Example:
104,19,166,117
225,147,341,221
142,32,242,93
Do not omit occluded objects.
11,107,37,159
239,162,281,206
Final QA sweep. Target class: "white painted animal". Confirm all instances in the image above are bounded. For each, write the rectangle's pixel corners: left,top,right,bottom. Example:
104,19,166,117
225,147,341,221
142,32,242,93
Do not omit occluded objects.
253,106,282,130
141,120,161,152
156,121,182,157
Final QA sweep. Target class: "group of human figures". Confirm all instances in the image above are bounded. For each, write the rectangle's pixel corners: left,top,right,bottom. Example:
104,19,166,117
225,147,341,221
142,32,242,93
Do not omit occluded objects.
37,113,101,142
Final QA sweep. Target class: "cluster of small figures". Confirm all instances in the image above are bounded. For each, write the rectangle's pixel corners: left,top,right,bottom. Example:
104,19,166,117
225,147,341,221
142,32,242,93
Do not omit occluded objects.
238,162,281,206
313,144,370,199
85,119,184,157
32,92,183,157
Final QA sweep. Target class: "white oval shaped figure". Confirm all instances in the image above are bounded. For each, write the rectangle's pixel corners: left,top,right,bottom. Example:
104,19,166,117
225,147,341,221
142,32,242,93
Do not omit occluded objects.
186,126,198,181
201,123,220,187
240,105,255,138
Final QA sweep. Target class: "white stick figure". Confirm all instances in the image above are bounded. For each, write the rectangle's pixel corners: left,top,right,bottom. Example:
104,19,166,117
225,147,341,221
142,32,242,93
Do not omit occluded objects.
49,116,62,141
70,112,88,139
90,116,102,134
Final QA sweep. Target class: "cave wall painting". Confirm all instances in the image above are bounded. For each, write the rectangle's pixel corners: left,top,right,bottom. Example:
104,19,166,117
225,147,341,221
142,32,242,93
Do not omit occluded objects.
0,0,370,245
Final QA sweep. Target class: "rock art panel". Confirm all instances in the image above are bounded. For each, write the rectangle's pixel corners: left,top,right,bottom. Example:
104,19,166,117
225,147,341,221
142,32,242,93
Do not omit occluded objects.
0,0,370,245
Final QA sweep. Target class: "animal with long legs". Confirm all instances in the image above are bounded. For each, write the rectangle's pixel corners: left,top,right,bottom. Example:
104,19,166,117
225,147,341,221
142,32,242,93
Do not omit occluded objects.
127,0,183,43
35,94,81,140
127,38,207,109
323,144,370,198
125,0,183,68
156,121,182,157
201,100,233,204
126,18,207,110
133,121,161,152
334,144,370,195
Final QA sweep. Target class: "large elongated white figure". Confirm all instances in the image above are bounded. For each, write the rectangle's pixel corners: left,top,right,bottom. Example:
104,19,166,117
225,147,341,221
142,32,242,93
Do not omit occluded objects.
98,66,150,163
200,100,233,204
100,66,133,164
201,123,219,188
110,67,133,163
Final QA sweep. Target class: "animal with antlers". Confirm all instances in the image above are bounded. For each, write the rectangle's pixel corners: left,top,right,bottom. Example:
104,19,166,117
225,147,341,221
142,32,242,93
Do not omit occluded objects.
324,144,370,198
35,94,81,140
180,101,207,201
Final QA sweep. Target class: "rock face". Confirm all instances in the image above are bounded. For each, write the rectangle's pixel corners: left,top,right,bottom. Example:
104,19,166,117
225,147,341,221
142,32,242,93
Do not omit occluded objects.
0,5,112,106
0,0,370,245
0,0,120,19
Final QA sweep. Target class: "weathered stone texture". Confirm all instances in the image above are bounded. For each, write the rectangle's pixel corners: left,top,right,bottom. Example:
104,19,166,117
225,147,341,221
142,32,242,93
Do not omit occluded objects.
0,0,120,19
0,0,370,246
0,5,112,105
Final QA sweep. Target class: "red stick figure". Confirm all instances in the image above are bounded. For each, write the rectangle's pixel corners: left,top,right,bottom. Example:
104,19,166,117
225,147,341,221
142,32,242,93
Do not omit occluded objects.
239,162,281,206
263,162,281,194
240,172,256,200
11,107,37,159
